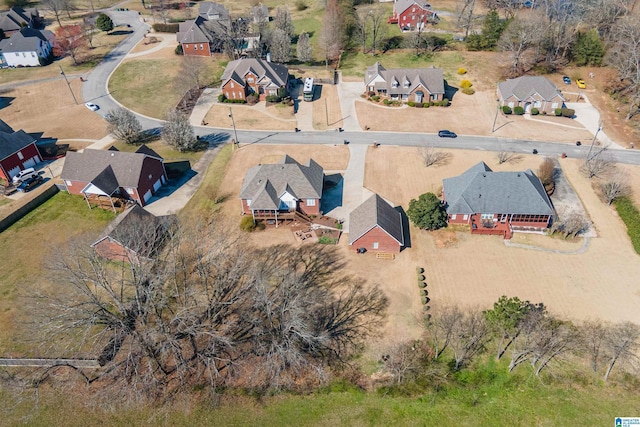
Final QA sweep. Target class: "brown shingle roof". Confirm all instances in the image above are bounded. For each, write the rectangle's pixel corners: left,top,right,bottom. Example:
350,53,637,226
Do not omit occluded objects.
364,62,444,96
497,76,565,102
221,58,289,89
348,194,404,246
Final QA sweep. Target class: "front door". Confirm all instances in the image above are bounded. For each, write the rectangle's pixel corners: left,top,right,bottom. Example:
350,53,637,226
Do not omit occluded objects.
415,91,424,103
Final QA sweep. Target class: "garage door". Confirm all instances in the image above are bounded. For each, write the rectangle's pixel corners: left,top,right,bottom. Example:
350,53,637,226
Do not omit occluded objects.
7,166,20,180
143,190,152,202
153,178,162,191
22,158,36,168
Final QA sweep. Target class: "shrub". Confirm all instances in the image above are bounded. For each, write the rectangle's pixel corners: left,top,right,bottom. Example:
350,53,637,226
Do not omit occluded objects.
246,95,258,105
371,95,380,102
383,99,391,105
240,216,255,232
513,106,525,115
224,99,246,104
457,67,467,75
440,98,450,107
502,105,512,114
424,102,430,108
414,102,423,108
265,95,280,103
561,108,575,118
460,79,473,89
429,102,434,107
255,221,265,231
418,274,425,281
461,87,475,95
541,111,547,115
416,267,424,274
614,197,640,255
152,23,179,33
555,108,562,116
174,44,183,55
218,94,226,102
531,107,539,115
318,236,337,244
418,282,427,288
408,101,415,107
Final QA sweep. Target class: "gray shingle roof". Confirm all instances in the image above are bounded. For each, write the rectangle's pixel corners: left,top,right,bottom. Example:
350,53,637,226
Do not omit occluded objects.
0,27,51,54
348,193,404,246
394,0,432,14
239,155,323,209
61,148,161,188
0,7,37,33
443,162,555,216
221,58,289,88
497,76,565,102
177,17,212,44
0,124,36,161
364,62,444,96
87,165,119,195
198,1,229,20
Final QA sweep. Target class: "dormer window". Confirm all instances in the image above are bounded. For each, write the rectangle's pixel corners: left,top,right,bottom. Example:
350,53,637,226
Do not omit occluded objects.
247,77,254,83
404,79,410,88
391,79,399,88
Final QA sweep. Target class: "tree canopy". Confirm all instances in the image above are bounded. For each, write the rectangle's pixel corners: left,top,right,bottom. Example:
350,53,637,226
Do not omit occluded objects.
407,192,447,230
96,13,114,33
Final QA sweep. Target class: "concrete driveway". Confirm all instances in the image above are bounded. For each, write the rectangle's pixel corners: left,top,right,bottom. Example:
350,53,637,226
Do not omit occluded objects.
550,160,595,237
336,79,364,131
566,94,623,150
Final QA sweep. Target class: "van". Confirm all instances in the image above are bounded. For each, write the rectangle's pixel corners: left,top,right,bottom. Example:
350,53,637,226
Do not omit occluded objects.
12,167,37,184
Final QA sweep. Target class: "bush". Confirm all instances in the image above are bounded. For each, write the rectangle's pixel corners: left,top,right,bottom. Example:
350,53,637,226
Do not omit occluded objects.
513,106,525,115
416,267,424,274
408,101,415,107
542,111,547,115
418,274,425,281
152,23,179,33
457,67,467,75
240,216,255,232
224,99,246,104
531,107,539,115
429,102,434,107
614,197,640,255
555,108,562,116
561,108,575,118
414,102,423,108
418,281,427,288
371,95,380,102
460,79,473,89
218,94,227,102
502,105,512,114
383,99,391,105
174,44,183,55
423,102,430,108
265,95,281,103
440,98,450,107
461,87,475,95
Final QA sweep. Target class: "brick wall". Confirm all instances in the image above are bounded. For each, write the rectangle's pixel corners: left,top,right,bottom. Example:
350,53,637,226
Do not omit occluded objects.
350,226,401,253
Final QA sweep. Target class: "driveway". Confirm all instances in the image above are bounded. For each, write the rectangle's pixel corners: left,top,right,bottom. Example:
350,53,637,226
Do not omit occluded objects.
566,93,624,150
550,160,596,237
336,79,364,131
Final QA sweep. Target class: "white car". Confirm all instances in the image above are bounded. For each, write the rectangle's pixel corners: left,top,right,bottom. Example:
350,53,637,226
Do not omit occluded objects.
85,102,99,111
12,167,37,184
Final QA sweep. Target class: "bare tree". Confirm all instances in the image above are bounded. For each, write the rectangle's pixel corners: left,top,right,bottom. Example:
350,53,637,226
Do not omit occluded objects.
482,0,521,19
296,32,313,63
274,5,294,39
43,0,64,27
598,168,631,205
368,6,387,56
270,28,291,63
320,0,345,67
582,144,613,178
154,0,170,25
354,8,370,53
603,322,640,381
457,0,477,39
607,17,640,120
420,144,451,167
424,305,463,359
162,110,197,152
82,17,97,49
105,107,143,144
580,320,608,373
499,16,540,76
496,148,523,164
382,341,424,384
174,56,207,97
449,308,489,370
549,208,590,239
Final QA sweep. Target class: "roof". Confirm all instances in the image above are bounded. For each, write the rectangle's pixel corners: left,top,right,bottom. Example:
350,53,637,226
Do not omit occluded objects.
198,2,229,20
135,144,162,160
348,194,404,246
394,0,432,14
0,27,51,54
177,17,212,44
0,123,36,161
85,165,119,195
442,162,555,216
0,7,38,33
61,147,162,188
239,155,323,210
497,76,565,102
221,58,289,88
364,62,444,95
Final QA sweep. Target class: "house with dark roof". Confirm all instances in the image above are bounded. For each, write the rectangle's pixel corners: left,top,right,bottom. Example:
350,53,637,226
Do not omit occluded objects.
365,62,445,104
497,76,565,115
91,205,174,263
0,27,54,67
198,2,229,20
442,162,555,239
0,119,41,183
0,7,42,36
176,11,258,57
389,0,437,31
239,155,323,225
221,58,289,101
61,145,167,208
349,193,405,253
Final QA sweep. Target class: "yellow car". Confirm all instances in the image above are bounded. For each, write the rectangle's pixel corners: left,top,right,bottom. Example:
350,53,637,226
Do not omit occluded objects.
576,79,586,89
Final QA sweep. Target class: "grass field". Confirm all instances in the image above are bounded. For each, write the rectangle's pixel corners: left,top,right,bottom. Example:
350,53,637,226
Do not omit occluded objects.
111,139,205,164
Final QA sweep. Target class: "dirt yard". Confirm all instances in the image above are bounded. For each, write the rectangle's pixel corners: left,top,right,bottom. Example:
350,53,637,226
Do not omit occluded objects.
0,80,108,139
204,103,297,131
313,84,344,130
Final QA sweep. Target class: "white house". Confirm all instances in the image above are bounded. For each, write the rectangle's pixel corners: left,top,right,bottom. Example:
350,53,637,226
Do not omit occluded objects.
0,27,54,67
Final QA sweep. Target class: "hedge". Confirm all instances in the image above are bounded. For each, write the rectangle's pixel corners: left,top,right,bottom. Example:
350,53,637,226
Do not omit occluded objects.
224,99,246,104
408,101,415,107
555,108,562,116
614,197,640,254
514,106,525,115
461,87,475,95
152,23,179,33
218,94,226,102
531,107,539,115
561,107,575,118
502,105,512,114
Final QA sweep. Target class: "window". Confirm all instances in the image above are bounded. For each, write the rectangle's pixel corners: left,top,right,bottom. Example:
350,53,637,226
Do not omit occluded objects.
412,7,415,12
231,82,234,88
232,91,236,99
451,214,457,220
200,44,204,50
246,199,252,206
247,77,254,83
463,214,468,220
404,80,410,88
552,102,558,109
373,242,379,249
391,80,399,88
194,44,198,50
17,152,24,160
481,213,494,219
306,199,316,206
148,174,153,180
403,16,406,21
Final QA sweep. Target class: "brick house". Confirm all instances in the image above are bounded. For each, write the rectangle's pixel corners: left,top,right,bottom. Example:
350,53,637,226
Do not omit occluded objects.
239,155,323,226
349,193,405,253
176,17,215,57
221,58,289,101
61,146,167,208
365,62,445,104
0,7,42,37
91,205,174,263
390,0,437,31
442,162,555,239
0,119,41,183
0,27,54,67
497,76,566,115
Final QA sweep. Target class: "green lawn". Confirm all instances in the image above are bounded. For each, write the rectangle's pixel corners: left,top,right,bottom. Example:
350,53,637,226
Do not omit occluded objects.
111,140,205,164
0,192,115,354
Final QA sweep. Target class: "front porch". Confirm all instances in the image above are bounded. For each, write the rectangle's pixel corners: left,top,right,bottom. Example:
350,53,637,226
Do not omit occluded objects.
251,209,313,227
471,218,513,239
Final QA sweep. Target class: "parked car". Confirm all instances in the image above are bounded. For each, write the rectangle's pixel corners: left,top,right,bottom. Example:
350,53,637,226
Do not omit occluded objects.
438,130,457,138
562,76,571,85
11,167,37,184
17,175,43,192
576,79,586,89
85,102,99,111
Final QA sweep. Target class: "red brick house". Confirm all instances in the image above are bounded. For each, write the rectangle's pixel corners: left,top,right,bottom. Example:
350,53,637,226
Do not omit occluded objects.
91,205,174,263
390,0,437,31
0,119,41,183
221,58,289,101
497,76,566,115
442,162,555,239
349,193,405,253
364,62,445,104
176,17,214,57
239,155,323,226
61,145,167,208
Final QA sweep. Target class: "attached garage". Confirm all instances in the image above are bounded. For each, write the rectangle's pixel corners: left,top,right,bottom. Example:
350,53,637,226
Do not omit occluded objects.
153,178,162,192
22,155,40,169
143,190,152,203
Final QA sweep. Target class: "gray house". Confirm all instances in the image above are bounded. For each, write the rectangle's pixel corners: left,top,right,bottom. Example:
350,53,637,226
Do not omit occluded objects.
497,76,565,115
443,162,555,239
364,62,445,104
198,2,229,20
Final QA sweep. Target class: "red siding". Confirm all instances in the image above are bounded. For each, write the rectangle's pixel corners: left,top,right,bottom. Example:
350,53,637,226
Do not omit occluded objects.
94,238,136,263
299,198,320,216
181,42,211,57
351,226,401,253
398,5,433,29
0,143,40,181
222,80,246,101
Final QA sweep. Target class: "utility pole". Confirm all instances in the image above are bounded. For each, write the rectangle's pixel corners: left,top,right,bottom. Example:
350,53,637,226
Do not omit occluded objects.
228,107,239,146
491,101,500,132
59,65,78,105
325,98,329,126
586,121,603,162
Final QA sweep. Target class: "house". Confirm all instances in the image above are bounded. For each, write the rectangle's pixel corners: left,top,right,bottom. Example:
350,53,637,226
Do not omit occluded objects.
0,27,54,67
364,62,445,104
91,205,174,263
442,162,555,239
349,193,405,253
0,119,41,183
176,17,216,57
177,13,258,57
0,7,42,36
497,76,565,115
61,145,167,207
198,2,229,21
390,0,437,31
239,155,323,225
221,58,289,101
